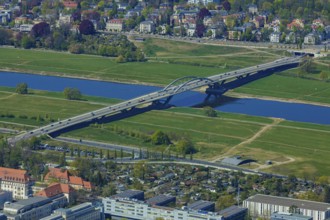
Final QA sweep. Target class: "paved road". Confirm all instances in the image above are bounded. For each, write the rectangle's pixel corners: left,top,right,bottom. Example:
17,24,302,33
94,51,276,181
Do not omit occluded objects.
10,56,302,143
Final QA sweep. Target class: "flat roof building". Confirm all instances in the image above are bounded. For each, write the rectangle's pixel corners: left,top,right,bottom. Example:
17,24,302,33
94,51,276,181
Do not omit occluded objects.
243,194,330,220
217,205,248,220
103,197,224,220
3,195,67,220
271,212,313,220
187,200,215,212
40,202,103,220
146,194,176,206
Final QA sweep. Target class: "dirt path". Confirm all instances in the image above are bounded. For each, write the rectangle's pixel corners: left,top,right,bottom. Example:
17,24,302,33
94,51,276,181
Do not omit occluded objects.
211,118,283,162
254,156,295,171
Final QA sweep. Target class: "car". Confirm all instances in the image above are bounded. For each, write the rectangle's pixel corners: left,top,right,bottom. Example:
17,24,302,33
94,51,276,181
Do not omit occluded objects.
29,131,33,134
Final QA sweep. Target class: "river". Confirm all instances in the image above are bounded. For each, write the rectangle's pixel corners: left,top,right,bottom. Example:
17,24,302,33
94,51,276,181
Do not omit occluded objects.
1,71,330,125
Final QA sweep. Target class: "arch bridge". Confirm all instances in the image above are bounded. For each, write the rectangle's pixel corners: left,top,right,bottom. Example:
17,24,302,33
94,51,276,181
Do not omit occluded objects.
11,56,303,142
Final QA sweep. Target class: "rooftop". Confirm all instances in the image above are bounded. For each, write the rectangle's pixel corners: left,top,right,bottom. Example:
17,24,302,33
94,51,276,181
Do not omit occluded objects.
187,200,215,211
217,205,247,217
245,194,330,212
146,194,176,206
0,167,29,183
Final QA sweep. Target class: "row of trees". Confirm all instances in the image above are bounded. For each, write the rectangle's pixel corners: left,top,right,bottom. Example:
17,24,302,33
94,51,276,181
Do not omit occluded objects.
0,21,145,62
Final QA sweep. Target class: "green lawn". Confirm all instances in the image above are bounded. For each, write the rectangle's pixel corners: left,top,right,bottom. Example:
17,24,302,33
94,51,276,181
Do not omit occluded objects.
233,74,330,104
1,87,330,178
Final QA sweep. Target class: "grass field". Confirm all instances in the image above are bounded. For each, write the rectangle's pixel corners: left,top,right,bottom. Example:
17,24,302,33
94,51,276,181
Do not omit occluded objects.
0,87,117,126
0,87,330,177
232,74,330,104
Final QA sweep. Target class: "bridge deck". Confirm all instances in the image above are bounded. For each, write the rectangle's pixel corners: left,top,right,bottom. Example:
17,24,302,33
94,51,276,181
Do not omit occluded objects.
11,56,302,142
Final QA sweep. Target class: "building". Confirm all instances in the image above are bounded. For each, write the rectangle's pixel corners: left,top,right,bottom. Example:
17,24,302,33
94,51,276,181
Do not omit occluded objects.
270,32,281,43
40,202,103,220
187,200,215,212
218,206,248,220
139,20,155,33
3,196,67,220
304,32,320,45
146,194,176,206
35,183,75,205
0,191,12,209
248,4,258,14
44,168,92,191
103,197,224,220
271,212,313,220
0,167,31,200
106,19,125,32
243,194,330,220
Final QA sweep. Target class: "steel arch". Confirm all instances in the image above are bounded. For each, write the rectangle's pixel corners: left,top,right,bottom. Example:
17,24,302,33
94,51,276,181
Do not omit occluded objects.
163,76,214,91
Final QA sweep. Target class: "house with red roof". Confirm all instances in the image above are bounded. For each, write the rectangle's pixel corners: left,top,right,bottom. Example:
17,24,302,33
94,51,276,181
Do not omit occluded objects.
44,168,93,191
35,183,75,204
0,167,31,199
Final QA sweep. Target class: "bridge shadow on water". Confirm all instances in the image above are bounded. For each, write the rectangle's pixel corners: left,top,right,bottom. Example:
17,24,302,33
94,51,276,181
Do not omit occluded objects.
49,103,172,138
50,62,299,137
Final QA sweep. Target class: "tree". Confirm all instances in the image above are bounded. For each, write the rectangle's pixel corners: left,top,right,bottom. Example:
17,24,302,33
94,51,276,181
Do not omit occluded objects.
320,72,328,81
63,87,82,100
0,29,12,45
79,19,95,35
222,1,231,11
102,183,117,197
176,138,196,155
216,194,235,210
31,22,50,39
203,106,217,117
151,130,170,145
21,35,35,49
133,160,147,179
323,186,330,203
16,83,28,94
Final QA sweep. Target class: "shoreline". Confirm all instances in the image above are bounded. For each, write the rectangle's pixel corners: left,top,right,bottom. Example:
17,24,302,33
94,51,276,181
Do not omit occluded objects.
1,68,330,109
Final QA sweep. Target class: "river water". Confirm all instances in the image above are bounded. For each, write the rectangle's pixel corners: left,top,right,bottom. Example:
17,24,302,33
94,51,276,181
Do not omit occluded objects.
1,71,330,125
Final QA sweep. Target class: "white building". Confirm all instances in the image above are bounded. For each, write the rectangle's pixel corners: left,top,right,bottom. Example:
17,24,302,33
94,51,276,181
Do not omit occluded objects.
243,194,330,220
270,32,281,43
40,202,103,220
3,195,67,220
106,19,125,32
139,20,155,33
0,167,31,200
103,197,224,220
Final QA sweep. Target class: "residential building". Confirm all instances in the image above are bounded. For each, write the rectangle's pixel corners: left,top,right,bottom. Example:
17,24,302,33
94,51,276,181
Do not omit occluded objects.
56,13,72,27
35,183,75,205
3,195,67,220
19,24,33,32
0,167,31,200
40,202,103,220
106,19,125,32
0,191,12,209
248,4,258,14
103,197,224,220
304,32,321,45
271,212,313,220
44,168,92,191
139,20,155,33
270,32,281,43
62,0,77,9
243,194,330,220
